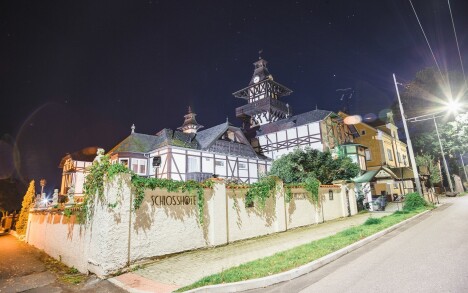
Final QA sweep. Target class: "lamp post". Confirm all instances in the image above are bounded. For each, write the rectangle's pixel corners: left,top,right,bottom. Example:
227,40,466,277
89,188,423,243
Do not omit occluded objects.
406,112,455,193
393,74,422,195
40,179,46,195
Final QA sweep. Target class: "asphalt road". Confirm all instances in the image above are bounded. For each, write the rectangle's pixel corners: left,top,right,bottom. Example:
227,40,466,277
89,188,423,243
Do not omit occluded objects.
247,196,468,293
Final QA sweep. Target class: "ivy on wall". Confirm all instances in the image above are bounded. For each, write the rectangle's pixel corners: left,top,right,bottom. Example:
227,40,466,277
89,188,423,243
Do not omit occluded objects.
284,175,321,207
80,155,212,225
78,155,322,226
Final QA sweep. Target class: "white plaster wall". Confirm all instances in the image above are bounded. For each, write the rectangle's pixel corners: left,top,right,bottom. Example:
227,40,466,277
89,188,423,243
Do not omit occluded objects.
26,213,89,273
226,189,280,242
286,190,319,229
320,187,344,221
129,188,210,262
26,176,355,277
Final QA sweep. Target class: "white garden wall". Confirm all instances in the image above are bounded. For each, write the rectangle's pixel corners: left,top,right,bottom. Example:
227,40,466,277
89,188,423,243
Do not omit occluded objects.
26,176,357,277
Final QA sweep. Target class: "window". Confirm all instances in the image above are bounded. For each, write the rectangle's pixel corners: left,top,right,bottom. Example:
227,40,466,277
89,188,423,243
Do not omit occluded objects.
387,149,393,161
329,190,334,200
402,155,407,166
119,159,129,167
131,159,147,174
361,130,366,135
238,162,247,170
188,157,200,172
215,160,224,167
365,149,372,161
139,164,146,174
345,146,356,154
397,152,402,163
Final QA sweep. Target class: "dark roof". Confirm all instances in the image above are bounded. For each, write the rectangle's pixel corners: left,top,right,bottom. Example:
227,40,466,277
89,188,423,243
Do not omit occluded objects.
195,122,229,149
108,133,159,154
353,166,399,183
108,121,265,160
257,109,332,136
59,146,100,167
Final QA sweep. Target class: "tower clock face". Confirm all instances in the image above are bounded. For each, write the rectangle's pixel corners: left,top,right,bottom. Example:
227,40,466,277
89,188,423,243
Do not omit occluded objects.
253,75,260,83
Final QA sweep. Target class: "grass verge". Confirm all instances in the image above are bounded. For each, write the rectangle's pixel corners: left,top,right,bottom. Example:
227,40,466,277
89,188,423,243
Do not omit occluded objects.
176,207,429,292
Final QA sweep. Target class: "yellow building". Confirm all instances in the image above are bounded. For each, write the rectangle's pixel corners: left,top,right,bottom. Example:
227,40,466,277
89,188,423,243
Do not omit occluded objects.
339,112,415,202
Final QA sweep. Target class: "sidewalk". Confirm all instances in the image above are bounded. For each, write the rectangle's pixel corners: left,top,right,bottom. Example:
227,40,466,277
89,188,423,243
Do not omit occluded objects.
110,210,393,293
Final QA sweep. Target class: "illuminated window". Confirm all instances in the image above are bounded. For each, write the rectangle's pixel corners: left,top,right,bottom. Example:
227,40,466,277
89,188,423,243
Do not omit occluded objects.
365,149,372,161
188,157,200,172
387,149,393,161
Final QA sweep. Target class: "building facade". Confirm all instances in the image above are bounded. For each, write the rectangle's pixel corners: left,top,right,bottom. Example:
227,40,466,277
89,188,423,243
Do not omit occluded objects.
340,112,415,201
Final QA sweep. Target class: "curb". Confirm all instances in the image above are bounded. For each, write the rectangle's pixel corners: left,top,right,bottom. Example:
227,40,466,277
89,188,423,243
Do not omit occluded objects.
184,210,431,293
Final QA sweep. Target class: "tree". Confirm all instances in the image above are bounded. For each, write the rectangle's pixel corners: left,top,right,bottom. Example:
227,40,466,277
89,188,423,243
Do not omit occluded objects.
15,180,35,235
415,154,441,185
269,148,360,184
413,112,468,168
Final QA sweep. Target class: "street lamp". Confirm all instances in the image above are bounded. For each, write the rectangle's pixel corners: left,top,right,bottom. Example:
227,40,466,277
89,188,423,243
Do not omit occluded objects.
40,179,47,195
393,74,422,195
407,112,454,193
393,74,463,194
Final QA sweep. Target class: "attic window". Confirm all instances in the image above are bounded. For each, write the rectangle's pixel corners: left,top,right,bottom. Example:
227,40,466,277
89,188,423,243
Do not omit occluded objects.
361,130,366,135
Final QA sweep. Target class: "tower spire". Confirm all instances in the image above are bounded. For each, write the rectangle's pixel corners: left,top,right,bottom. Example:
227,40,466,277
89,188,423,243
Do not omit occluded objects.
131,124,135,134
178,107,204,134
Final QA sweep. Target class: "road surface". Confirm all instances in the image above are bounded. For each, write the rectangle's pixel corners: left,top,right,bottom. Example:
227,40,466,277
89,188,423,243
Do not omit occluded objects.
247,196,468,293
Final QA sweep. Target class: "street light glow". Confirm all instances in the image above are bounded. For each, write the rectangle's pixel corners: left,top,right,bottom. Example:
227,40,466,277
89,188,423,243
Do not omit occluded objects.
445,99,461,113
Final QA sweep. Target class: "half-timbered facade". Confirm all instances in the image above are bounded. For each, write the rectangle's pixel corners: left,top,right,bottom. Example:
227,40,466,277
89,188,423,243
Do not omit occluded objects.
234,58,292,128
107,111,270,183
58,147,98,196
233,57,361,168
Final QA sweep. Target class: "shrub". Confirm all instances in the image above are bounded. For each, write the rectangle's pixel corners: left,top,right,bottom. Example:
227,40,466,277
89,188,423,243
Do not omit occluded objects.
363,217,382,225
403,192,427,211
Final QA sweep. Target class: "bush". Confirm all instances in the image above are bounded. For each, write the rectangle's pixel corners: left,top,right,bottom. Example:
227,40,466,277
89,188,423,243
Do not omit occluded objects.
363,217,382,225
403,192,427,211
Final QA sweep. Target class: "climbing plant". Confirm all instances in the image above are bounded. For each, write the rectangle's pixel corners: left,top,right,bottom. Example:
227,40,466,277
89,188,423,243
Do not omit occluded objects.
80,154,210,225
244,176,277,209
284,175,321,207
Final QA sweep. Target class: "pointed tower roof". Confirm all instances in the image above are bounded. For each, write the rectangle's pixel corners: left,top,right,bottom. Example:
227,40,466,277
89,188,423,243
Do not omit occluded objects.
249,58,272,85
178,107,204,134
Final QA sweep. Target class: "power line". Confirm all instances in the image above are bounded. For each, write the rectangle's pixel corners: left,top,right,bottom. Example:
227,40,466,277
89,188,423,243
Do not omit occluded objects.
408,0,447,85
447,0,467,89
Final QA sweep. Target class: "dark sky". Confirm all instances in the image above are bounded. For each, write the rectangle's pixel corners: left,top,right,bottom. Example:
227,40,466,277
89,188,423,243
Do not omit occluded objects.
1,0,467,193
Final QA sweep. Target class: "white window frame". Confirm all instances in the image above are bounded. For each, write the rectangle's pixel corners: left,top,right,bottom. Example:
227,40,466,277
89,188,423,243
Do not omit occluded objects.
365,149,372,161
188,157,200,172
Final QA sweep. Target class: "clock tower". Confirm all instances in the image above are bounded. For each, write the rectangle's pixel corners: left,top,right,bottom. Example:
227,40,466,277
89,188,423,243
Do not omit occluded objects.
233,57,292,129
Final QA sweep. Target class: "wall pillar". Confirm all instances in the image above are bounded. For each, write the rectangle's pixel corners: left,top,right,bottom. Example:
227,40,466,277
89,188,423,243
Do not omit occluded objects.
207,181,228,246
274,179,287,233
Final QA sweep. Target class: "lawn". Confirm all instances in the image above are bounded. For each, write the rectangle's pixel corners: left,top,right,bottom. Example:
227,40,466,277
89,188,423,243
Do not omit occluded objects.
177,208,429,292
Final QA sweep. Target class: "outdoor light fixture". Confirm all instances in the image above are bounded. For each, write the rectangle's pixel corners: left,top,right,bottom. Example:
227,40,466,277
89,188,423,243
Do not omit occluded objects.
152,156,161,167
394,74,466,193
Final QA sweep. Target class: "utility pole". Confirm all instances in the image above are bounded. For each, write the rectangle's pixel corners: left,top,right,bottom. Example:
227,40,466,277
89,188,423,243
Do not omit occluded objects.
433,117,454,192
461,153,468,188
393,74,422,195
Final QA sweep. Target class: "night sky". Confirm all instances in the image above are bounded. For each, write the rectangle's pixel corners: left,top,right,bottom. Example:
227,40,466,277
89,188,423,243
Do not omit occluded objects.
1,0,467,194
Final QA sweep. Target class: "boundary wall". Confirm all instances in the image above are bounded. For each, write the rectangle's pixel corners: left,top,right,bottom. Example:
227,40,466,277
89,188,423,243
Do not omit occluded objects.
26,176,357,277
